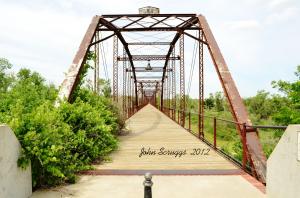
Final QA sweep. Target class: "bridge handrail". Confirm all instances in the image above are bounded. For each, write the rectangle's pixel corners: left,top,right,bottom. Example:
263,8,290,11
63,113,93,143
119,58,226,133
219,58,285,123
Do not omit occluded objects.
158,105,287,175
161,106,287,129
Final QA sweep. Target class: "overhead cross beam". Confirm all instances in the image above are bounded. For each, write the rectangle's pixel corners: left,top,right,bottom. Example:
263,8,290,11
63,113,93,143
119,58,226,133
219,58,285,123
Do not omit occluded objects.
98,27,200,31
127,67,172,72
128,42,171,45
118,55,180,61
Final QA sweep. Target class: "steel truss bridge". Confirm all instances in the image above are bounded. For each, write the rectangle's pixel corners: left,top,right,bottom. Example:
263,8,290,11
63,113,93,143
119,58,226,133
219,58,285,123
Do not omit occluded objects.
58,12,267,183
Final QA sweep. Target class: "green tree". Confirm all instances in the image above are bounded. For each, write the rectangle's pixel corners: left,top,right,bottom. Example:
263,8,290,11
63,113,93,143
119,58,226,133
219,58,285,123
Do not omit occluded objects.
245,90,274,120
99,79,111,98
214,92,224,112
272,65,300,125
204,93,214,109
0,58,13,92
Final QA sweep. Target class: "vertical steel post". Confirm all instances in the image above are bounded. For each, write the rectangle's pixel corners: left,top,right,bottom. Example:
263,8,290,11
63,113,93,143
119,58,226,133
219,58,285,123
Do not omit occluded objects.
134,80,138,112
123,48,127,117
179,34,185,127
198,30,204,137
127,73,130,117
94,31,100,94
168,74,171,117
113,35,118,102
213,117,217,148
189,112,191,131
171,47,176,120
131,76,134,115
160,81,164,111
155,90,157,107
141,83,144,107
242,123,247,171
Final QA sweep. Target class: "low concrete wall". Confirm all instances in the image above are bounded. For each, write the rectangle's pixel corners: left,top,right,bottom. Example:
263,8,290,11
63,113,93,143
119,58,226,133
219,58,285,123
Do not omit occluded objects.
267,125,300,198
0,125,32,198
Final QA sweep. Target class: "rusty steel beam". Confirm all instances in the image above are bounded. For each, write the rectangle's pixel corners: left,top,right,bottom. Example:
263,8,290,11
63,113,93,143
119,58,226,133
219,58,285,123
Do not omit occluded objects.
113,35,118,101
122,16,146,28
127,67,172,72
112,36,119,102
94,31,100,94
58,15,100,101
102,14,196,18
89,33,115,47
123,48,127,116
98,27,200,31
171,47,176,119
137,80,161,83
99,17,138,107
161,17,199,83
150,16,171,28
167,61,171,112
160,80,164,110
126,16,147,28
197,15,267,183
183,31,207,45
118,55,180,61
136,76,162,79
198,30,204,138
128,42,171,45
179,34,185,126
98,16,121,28
98,18,137,80
176,17,196,28
139,84,158,87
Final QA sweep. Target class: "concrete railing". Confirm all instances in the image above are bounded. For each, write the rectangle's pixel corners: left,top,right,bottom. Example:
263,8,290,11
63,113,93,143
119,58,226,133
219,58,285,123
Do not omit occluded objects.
0,124,32,198
267,124,300,198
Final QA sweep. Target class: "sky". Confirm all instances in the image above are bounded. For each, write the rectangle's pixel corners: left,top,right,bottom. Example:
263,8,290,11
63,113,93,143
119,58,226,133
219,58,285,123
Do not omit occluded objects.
0,0,299,98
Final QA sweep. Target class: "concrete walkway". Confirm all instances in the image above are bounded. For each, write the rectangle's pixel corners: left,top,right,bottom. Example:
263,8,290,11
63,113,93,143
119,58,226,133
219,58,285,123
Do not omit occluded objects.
31,175,265,198
31,104,266,198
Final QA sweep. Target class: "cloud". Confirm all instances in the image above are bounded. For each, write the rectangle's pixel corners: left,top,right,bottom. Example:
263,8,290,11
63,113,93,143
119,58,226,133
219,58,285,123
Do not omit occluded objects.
269,0,293,10
223,20,261,31
265,6,299,24
0,3,91,85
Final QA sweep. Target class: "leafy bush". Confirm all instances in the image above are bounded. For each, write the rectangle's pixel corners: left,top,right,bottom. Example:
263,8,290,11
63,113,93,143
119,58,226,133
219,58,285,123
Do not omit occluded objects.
0,59,121,188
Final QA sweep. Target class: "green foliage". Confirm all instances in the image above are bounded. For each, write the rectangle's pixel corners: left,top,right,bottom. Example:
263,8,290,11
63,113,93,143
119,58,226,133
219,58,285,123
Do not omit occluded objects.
214,92,225,112
272,65,300,125
98,79,112,98
244,90,288,121
0,58,13,92
204,93,214,109
0,58,121,188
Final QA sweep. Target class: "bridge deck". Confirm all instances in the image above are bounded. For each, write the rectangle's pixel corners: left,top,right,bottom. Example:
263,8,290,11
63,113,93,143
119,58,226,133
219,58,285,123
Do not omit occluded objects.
94,104,238,173
32,104,266,198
